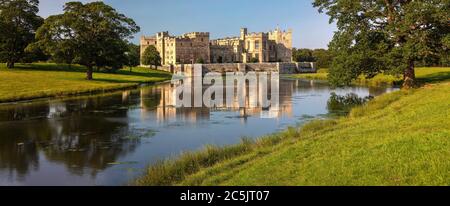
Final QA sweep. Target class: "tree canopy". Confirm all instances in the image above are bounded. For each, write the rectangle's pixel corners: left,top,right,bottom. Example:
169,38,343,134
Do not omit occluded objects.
141,45,161,69
293,48,334,68
0,0,43,68
314,0,450,87
31,1,140,79
125,43,140,69
293,48,316,62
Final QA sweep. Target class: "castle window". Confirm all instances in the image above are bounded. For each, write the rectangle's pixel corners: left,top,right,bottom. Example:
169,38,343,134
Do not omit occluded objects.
255,41,260,50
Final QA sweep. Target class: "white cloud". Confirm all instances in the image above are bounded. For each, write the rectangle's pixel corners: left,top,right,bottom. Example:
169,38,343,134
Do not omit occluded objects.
38,0,102,17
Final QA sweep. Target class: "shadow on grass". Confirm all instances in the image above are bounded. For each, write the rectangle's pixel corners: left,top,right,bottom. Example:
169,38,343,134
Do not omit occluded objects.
2,63,172,79
116,69,172,79
92,78,148,84
417,71,450,84
11,63,86,72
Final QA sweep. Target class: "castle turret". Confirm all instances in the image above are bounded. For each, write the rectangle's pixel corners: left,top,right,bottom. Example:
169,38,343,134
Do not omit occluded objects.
240,28,247,40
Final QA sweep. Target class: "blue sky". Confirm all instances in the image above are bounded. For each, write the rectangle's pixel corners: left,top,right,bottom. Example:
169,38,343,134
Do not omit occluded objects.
38,0,336,49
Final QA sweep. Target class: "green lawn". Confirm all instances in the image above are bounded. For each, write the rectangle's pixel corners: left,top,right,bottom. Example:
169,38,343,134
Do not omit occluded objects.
135,68,450,186
288,68,329,80
0,63,172,103
290,67,450,86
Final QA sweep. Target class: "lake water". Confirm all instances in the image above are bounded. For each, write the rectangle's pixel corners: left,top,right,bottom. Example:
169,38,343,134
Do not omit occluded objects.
0,77,397,185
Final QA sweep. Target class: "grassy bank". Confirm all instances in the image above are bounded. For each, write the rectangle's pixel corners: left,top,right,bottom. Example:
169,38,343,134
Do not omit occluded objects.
290,67,450,86
288,68,329,80
0,63,172,103
135,70,450,186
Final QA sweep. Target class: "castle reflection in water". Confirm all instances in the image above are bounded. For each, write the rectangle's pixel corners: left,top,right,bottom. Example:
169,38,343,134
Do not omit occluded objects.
135,77,294,124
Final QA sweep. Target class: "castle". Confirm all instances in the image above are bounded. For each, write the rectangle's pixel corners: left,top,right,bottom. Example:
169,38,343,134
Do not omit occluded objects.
140,27,292,66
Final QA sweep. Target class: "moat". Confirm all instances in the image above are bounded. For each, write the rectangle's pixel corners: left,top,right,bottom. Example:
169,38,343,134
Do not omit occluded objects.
0,78,397,185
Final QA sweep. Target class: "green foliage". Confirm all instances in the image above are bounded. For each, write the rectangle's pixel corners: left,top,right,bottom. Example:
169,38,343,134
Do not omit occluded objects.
0,0,43,68
314,0,450,87
195,58,205,64
21,45,49,63
292,48,315,62
125,43,140,68
293,48,334,68
141,45,161,68
291,67,450,86
31,1,140,79
312,49,334,68
327,92,372,116
249,57,259,63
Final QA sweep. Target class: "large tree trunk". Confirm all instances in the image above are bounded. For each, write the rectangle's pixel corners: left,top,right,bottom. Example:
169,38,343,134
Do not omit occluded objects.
6,61,14,69
86,67,93,80
403,61,416,88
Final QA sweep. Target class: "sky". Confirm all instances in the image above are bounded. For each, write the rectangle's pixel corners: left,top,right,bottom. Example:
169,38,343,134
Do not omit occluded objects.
38,0,337,49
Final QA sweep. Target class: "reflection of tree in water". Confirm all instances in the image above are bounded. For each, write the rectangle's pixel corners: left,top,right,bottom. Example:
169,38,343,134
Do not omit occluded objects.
368,86,391,96
327,92,373,116
0,133,39,180
0,91,146,179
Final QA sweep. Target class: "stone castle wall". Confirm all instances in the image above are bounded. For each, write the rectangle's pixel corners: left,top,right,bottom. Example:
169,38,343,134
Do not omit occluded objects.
141,27,293,66
140,32,210,66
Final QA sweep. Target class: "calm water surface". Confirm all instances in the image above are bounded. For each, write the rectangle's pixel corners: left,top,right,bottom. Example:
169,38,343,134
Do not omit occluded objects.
0,78,397,185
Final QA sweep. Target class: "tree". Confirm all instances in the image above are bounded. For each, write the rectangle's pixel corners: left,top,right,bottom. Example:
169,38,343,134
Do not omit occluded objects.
249,57,259,63
125,43,140,71
312,49,333,68
314,0,449,87
293,48,334,68
0,0,43,68
195,58,205,64
31,2,139,80
22,45,48,63
293,48,315,62
141,45,161,69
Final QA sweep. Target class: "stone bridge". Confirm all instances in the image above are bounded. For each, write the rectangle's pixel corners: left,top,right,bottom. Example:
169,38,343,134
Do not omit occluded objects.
158,62,317,76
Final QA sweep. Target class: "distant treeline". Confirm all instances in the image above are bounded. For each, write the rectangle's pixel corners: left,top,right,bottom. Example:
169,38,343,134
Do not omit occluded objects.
293,48,449,69
292,48,334,68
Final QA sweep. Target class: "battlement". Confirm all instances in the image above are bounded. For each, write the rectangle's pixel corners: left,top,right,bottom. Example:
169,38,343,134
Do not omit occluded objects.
246,32,267,37
269,27,292,34
181,32,210,39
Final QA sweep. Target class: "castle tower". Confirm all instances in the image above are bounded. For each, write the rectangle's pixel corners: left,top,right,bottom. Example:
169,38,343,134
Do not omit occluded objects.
269,27,293,62
240,28,248,40
283,29,293,49
140,35,157,66
156,31,169,64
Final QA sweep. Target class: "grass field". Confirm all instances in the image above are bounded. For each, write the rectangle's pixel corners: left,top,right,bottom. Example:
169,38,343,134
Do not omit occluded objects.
290,67,450,86
135,68,450,186
0,63,172,103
